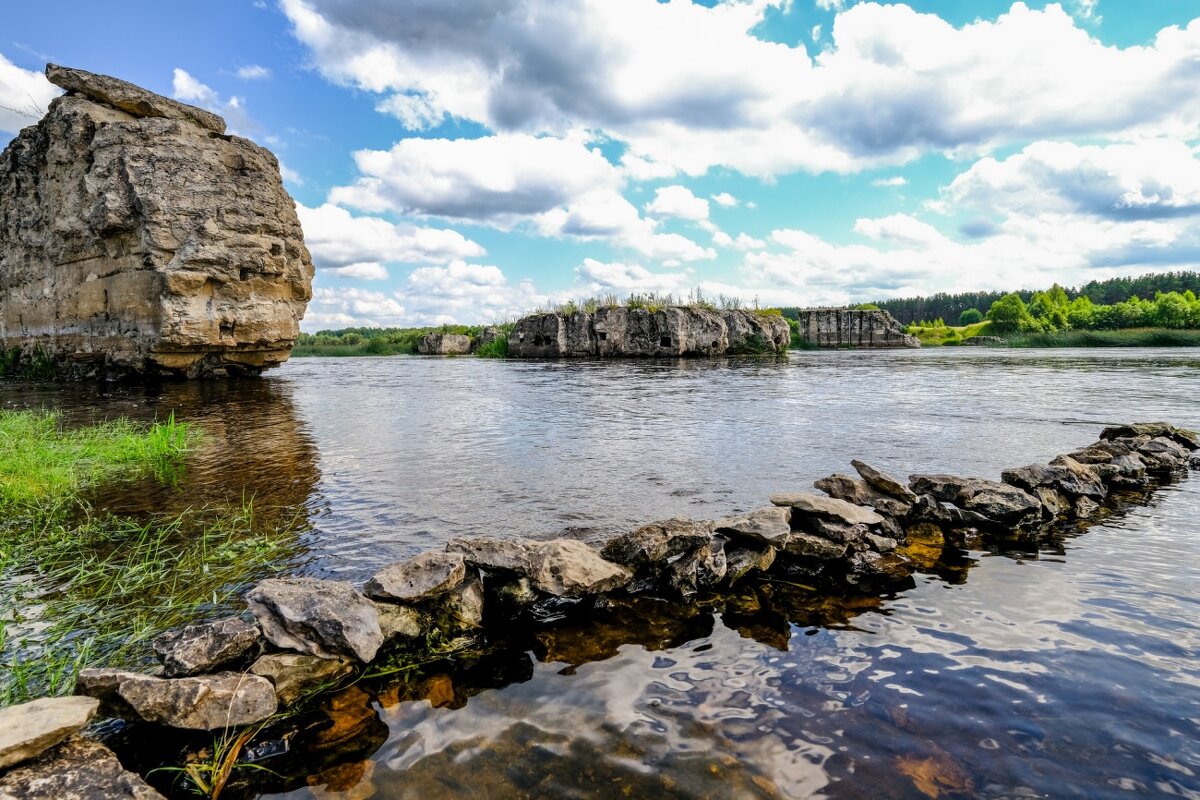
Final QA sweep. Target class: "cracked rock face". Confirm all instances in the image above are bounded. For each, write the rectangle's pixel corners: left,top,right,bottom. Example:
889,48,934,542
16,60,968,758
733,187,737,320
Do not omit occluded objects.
75,669,277,731
246,578,384,663
152,616,260,677
0,697,99,771
0,64,312,379
0,735,164,800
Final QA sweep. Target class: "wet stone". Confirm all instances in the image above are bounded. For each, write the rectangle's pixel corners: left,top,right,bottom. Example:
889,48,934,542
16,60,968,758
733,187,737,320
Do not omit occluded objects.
807,517,869,544
769,491,884,527
0,735,164,800
851,459,917,503
0,696,99,771
666,539,727,599
364,551,467,602
600,518,714,569
781,532,848,560
152,616,260,677
1074,496,1101,519
1100,422,1200,450
246,577,384,663
448,538,630,597
724,545,776,585
865,533,898,553
250,653,355,707
714,506,791,546
373,602,423,640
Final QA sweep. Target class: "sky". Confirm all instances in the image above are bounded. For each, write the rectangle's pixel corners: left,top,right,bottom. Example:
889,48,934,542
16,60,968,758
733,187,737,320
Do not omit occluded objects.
2,0,1199,331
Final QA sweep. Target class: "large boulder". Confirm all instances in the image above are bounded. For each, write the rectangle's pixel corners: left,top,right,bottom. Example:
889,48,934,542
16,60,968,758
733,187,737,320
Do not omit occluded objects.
416,333,471,355
75,669,277,730
713,507,791,546
245,578,384,663
600,518,714,569
152,616,260,677
0,736,164,800
0,64,313,379
0,697,99,771
447,538,630,597
1002,460,1106,501
909,474,1040,526
364,551,468,602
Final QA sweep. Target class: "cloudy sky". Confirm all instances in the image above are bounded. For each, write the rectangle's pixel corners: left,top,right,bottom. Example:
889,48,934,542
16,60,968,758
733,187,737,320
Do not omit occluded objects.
3,0,1199,330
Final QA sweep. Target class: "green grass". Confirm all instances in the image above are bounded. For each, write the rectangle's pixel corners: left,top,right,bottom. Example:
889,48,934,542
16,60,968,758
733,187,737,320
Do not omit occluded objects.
1004,327,1200,347
906,321,992,346
473,335,509,358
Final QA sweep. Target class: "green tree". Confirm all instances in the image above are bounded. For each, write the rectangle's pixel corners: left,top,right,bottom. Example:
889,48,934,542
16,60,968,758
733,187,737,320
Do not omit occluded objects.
958,308,983,325
986,293,1038,333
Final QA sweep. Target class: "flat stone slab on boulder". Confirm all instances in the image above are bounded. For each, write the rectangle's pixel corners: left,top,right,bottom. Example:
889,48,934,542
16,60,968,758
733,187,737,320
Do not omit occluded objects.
246,577,384,663
850,459,917,503
152,616,260,677
769,492,884,526
47,63,225,134
0,697,99,771
600,518,714,568
76,669,277,731
448,538,629,597
364,551,467,602
250,653,354,707
714,507,791,546
0,735,164,800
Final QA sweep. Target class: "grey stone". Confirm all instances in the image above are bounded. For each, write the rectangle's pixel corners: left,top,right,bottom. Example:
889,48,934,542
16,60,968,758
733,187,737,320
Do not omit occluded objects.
364,551,467,602
713,507,791,546
910,474,1040,525
808,517,869,544
793,308,919,348
250,653,354,707
416,333,471,355
76,669,276,731
724,545,776,584
432,578,485,632
152,616,260,677
865,533,898,553
600,519,714,569
769,492,884,526
1074,496,1101,519
373,602,423,640
0,697,99,771
0,735,164,800
850,459,917,502
1033,485,1072,517
846,551,914,585
815,474,910,518
666,539,727,600
781,533,848,560
1040,456,1108,499
246,577,384,663
1100,422,1200,450
447,538,630,597
1,65,312,379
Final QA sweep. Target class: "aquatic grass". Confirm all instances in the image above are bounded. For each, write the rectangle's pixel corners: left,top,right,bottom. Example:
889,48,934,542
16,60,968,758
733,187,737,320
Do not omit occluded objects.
0,500,308,706
0,410,192,514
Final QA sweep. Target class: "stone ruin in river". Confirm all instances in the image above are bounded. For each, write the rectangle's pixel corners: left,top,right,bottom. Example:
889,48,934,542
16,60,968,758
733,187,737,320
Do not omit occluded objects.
0,65,313,379
794,307,919,348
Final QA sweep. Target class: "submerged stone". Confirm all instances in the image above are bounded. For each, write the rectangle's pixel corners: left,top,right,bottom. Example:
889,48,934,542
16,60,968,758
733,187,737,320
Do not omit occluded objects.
152,616,260,677
0,697,99,771
246,577,384,663
0,735,164,800
76,669,277,730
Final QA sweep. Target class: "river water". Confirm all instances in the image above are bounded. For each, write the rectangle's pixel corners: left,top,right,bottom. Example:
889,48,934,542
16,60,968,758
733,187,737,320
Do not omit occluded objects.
3,348,1199,798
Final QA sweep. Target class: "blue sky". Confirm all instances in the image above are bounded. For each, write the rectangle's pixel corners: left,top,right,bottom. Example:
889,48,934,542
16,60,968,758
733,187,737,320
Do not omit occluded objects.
3,0,1199,329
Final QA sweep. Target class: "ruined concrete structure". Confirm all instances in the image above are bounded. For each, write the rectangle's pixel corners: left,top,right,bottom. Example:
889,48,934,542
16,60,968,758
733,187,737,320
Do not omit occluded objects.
0,65,313,378
508,307,791,357
795,308,919,348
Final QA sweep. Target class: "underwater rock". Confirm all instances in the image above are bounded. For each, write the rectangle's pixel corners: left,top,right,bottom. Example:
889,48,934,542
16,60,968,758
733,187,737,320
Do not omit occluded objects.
0,697,99,771
246,578,384,663
75,669,276,730
0,735,164,800
152,616,260,678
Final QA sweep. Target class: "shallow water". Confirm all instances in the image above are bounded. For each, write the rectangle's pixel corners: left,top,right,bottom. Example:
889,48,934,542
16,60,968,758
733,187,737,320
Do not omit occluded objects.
3,348,1199,798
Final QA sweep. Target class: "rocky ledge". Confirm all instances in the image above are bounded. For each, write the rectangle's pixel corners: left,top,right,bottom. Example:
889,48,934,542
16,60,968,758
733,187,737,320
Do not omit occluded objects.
0,421,1196,796
0,65,313,379
508,307,791,357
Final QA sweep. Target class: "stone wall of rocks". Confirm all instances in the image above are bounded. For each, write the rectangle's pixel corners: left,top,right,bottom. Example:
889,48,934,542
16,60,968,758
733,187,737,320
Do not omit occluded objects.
1,421,1196,796
0,65,313,379
507,307,791,357
795,308,919,348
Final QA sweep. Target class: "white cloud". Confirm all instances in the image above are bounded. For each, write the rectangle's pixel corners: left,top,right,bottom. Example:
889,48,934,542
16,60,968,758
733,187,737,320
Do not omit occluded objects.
871,176,907,187
278,160,303,186
297,203,487,271
0,53,60,135
327,262,389,280
375,92,444,130
811,24,822,43
645,185,710,220
172,68,220,106
711,192,739,207
236,64,272,80
282,0,1200,177
574,258,693,295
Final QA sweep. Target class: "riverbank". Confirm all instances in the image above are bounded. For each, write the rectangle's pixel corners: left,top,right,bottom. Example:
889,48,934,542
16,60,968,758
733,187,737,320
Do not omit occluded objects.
906,323,1200,347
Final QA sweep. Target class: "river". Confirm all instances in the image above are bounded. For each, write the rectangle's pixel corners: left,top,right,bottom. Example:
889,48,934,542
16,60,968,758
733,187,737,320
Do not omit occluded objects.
3,348,1199,798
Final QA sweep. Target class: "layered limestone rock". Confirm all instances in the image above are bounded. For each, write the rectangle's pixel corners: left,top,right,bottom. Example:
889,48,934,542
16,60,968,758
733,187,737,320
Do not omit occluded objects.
0,64,313,378
507,307,790,357
794,308,919,348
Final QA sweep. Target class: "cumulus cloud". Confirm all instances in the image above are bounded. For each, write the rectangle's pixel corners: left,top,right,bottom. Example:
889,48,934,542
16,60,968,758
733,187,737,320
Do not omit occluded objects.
327,262,390,280
574,258,693,294
711,192,739,207
645,185,710,220
171,68,257,134
297,202,487,270
236,64,272,80
871,176,907,187
282,0,1200,177
0,53,60,135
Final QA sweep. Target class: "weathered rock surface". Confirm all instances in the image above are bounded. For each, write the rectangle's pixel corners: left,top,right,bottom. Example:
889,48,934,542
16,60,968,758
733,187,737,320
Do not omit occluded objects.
794,308,919,348
714,507,791,546
507,307,790,357
666,539,727,599
600,518,714,568
152,616,260,677
0,64,312,378
448,538,629,597
468,326,503,353
250,653,354,707
769,492,884,526
0,697,99,771
724,545,776,584
364,551,467,602
1003,460,1106,501
850,460,917,503
75,669,276,730
1100,422,1200,450
416,333,471,355
246,578,384,663
909,475,1040,525
0,735,164,800
373,602,424,640
814,474,912,518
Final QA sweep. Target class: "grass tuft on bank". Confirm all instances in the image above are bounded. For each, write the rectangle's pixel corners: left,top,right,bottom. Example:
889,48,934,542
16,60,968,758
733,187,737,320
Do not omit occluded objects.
1004,328,1200,348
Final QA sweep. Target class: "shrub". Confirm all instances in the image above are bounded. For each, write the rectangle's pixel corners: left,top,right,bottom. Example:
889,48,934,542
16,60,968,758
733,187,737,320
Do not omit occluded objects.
958,308,983,325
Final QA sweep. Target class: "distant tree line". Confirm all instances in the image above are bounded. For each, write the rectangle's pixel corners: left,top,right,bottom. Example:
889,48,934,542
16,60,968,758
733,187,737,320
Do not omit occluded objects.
824,271,1200,324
